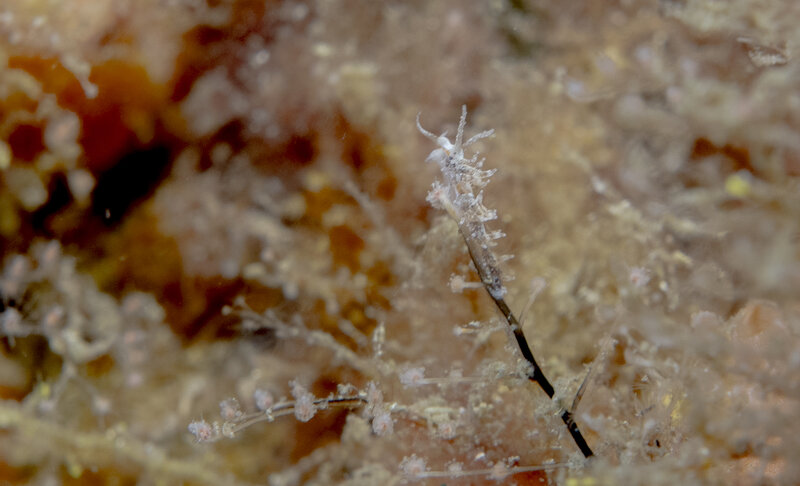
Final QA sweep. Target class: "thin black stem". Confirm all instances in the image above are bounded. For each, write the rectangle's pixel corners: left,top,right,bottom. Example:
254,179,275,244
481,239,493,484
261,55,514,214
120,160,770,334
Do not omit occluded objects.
494,298,555,397
460,229,594,458
494,297,594,458
560,409,594,458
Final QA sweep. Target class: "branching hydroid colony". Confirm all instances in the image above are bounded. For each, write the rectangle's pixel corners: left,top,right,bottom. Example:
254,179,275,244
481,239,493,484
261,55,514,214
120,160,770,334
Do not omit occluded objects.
417,105,595,458
188,107,594,481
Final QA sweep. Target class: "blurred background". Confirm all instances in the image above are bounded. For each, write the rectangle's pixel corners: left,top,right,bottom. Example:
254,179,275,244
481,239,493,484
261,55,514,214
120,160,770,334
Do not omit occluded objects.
0,1,798,484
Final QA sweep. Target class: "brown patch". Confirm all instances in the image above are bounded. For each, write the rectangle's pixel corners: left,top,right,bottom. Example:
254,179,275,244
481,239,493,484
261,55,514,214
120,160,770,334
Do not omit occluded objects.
302,187,354,225
0,381,28,401
336,117,386,172
690,137,753,172
514,469,550,485
365,261,394,309
284,134,317,166
85,354,115,378
690,137,717,160
8,57,170,174
376,175,397,200
366,260,394,287
7,124,45,162
170,25,228,102
170,1,273,102
79,60,169,172
288,372,357,462
329,224,364,273
1,89,39,114
239,284,286,314
0,459,36,485
91,209,241,340
289,405,349,463
341,300,378,338
7,56,85,106
721,144,751,170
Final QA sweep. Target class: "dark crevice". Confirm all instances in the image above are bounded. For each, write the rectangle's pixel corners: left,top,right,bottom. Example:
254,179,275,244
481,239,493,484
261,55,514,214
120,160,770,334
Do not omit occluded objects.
91,145,172,226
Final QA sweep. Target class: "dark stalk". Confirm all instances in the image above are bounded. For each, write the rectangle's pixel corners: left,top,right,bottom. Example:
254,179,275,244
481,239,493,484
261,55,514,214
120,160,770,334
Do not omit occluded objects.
460,226,594,458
